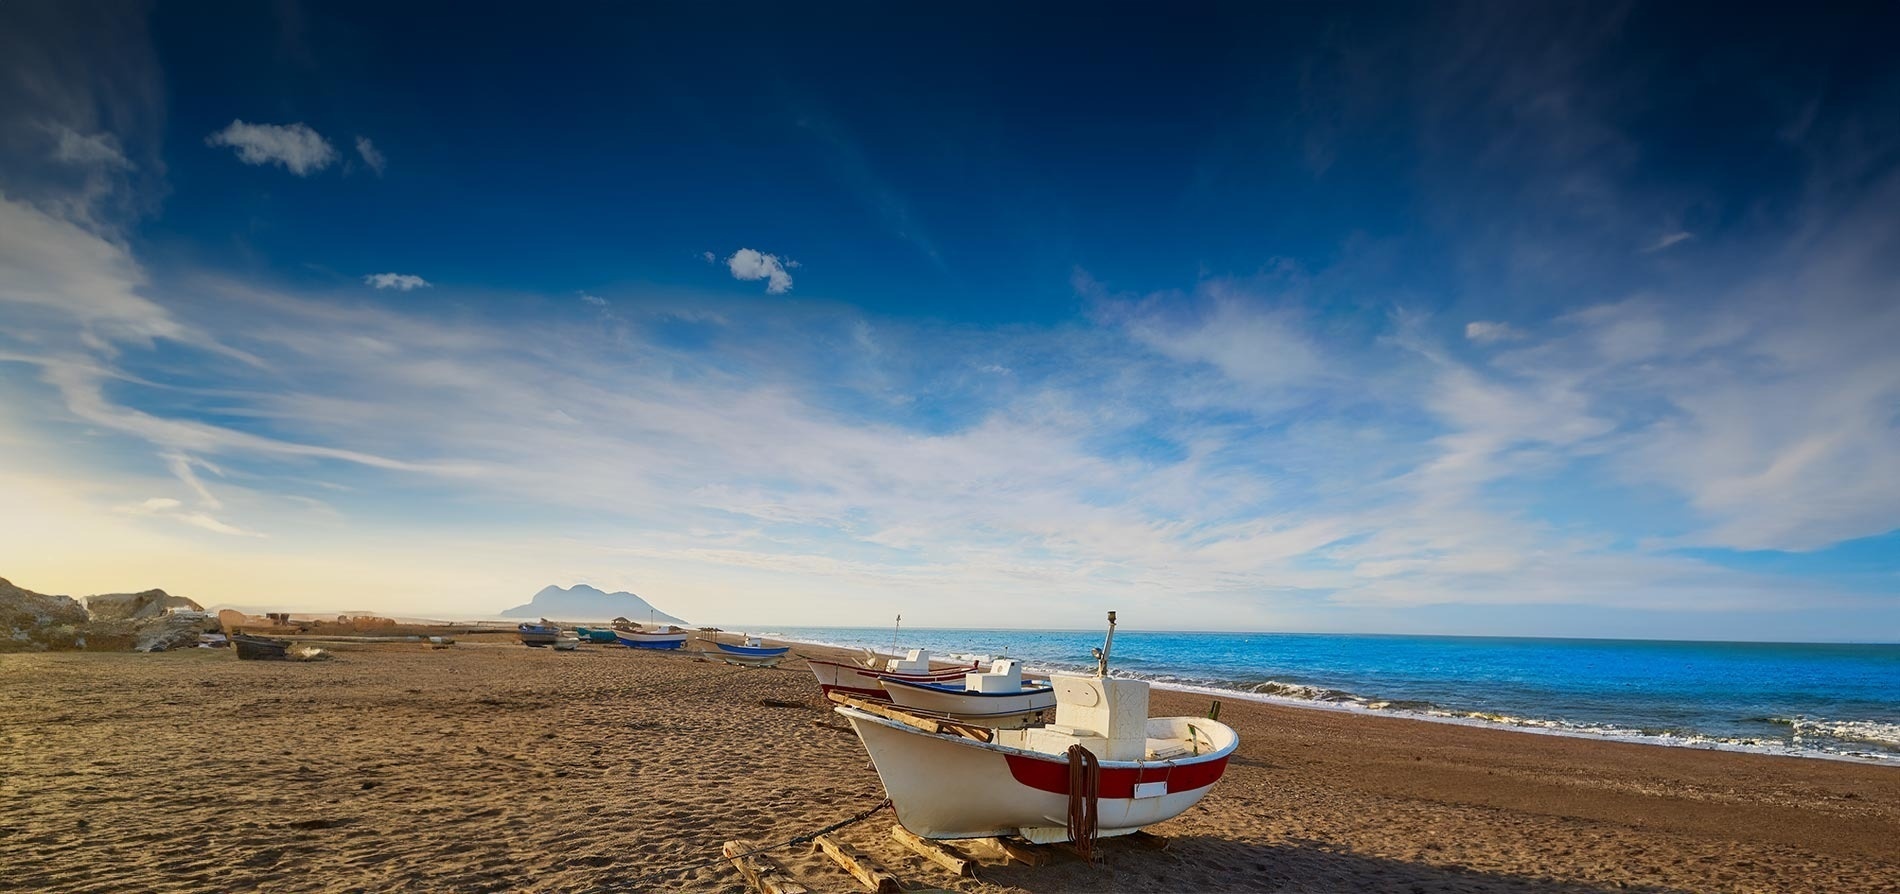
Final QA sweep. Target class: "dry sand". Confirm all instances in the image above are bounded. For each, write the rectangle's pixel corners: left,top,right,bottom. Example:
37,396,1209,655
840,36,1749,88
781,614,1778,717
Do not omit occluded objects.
3,641,1897,893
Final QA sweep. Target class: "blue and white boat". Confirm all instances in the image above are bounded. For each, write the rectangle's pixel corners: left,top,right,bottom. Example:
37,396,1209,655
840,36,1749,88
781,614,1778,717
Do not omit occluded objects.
715,636,790,658
881,658,1056,728
710,635,790,667
614,625,689,650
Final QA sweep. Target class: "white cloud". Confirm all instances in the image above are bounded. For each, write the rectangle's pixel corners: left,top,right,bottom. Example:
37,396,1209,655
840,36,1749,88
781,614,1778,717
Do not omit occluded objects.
116,495,261,537
0,193,184,346
701,251,716,264
726,248,794,294
1464,320,1522,343
205,120,337,175
578,292,606,307
363,273,431,291
354,136,386,176
47,124,131,170
1645,231,1694,252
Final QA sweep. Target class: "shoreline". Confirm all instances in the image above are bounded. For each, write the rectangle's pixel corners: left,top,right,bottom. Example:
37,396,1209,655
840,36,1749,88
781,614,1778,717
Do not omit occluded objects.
6,642,1899,891
768,631,1900,767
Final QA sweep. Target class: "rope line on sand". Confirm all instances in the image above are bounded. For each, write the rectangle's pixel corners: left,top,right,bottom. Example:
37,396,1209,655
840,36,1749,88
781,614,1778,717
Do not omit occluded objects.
587,797,893,891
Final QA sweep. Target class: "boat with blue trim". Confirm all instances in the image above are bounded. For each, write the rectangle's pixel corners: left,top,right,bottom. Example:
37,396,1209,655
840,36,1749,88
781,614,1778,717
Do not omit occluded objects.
881,658,1056,727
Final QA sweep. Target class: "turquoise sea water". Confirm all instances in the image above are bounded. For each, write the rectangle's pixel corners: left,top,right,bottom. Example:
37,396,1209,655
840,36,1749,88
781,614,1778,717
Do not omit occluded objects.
765,626,1900,763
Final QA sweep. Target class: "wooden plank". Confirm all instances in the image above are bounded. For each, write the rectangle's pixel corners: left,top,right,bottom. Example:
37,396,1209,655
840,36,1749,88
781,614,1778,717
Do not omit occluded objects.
828,693,994,743
890,824,975,878
813,834,901,893
722,839,811,894
967,836,1052,867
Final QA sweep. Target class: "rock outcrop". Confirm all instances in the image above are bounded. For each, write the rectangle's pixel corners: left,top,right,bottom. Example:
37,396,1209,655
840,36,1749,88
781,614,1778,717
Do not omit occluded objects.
1,578,216,652
0,578,89,651
84,589,204,622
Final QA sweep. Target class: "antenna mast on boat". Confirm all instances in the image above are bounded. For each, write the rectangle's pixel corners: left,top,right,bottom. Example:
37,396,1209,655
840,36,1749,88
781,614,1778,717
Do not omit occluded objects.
888,614,901,660
1093,610,1117,676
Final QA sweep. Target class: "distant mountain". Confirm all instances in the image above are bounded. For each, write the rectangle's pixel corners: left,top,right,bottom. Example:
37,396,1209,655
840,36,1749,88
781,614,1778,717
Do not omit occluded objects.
501,584,689,625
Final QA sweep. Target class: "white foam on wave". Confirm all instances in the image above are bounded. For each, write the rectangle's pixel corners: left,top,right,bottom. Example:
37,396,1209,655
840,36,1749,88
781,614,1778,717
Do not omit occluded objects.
1776,717,1900,749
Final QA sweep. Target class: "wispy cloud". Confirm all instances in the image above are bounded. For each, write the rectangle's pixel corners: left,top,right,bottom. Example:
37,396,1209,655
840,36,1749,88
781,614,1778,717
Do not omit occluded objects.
725,248,795,294
354,136,386,176
1645,231,1694,252
47,124,131,170
1464,321,1523,343
363,273,430,291
205,120,337,175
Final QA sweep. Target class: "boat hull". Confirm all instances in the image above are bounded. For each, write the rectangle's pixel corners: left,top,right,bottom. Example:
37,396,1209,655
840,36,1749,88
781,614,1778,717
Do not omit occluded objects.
807,658,979,701
715,642,791,657
232,634,289,661
711,650,783,667
837,706,1236,842
615,632,688,649
882,678,1056,727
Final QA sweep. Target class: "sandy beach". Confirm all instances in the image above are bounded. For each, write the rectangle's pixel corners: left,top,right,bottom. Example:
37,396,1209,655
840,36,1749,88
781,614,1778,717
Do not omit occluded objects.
3,642,1898,893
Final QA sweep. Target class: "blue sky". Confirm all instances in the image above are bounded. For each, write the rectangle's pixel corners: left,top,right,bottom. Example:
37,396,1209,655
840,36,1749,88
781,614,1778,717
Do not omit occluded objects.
2,2,1897,638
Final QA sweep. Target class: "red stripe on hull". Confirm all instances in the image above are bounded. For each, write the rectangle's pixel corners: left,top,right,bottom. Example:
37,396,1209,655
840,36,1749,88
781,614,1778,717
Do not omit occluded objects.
1004,753,1229,798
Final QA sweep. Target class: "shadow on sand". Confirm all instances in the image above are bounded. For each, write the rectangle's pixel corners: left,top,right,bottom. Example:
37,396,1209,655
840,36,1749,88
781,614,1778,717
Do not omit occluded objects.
948,833,1671,893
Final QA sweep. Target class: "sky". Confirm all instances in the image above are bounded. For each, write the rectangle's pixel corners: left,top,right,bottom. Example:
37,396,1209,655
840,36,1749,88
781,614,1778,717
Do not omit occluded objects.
1,2,1897,639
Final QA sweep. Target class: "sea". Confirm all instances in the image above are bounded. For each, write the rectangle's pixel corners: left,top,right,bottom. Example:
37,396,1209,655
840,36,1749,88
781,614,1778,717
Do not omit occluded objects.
762,626,1900,764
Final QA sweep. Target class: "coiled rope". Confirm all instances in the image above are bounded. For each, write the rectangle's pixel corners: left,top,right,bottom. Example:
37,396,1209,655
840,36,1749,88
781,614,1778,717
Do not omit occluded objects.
585,796,891,892
1065,743,1100,862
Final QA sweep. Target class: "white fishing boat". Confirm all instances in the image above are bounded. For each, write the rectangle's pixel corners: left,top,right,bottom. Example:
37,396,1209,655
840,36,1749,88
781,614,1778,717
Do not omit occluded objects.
881,658,1055,727
613,624,689,649
834,613,1238,844
808,648,981,700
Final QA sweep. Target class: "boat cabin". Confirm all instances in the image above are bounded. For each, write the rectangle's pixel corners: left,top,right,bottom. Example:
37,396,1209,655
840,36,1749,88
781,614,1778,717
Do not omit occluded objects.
994,673,1152,761
885,648,935,673
964,658,1027,693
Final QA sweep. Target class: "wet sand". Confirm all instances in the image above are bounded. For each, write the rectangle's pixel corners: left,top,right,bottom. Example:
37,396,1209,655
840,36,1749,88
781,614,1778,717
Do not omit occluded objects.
2,642,1897,893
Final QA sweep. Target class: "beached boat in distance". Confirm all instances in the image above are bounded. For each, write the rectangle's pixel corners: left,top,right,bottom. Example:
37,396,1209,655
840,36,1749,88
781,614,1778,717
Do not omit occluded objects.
614,625,689,649
575,627,618,643
232,633,290,660
808,649,982,700
835,612,1238,843
881,658,1056,728
714,636,790,658
517,622,562,647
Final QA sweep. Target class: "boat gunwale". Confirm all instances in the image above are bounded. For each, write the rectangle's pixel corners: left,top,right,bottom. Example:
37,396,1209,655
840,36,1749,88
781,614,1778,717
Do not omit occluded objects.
835,705,1240,770
881,676,1057,698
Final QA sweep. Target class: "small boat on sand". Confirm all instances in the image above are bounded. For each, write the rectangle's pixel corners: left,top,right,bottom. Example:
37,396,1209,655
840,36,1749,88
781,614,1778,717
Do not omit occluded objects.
614,625,689,649
881,659,1056,728
517,623,562,647
835,613,1238,844
707,635,790,667
233,633,291,661
575,627,619,643
714,636,790,658
808,649,981,700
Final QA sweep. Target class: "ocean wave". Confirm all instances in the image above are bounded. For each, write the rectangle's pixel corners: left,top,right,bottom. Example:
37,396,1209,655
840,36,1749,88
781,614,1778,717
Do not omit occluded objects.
1773,717,1900,748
